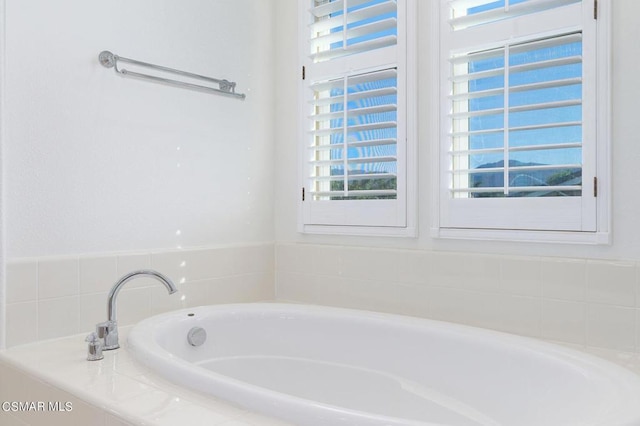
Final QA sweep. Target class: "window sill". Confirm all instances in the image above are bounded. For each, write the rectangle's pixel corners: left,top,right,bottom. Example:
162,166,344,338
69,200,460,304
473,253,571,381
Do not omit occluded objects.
301,224,417,238
431,227,610,245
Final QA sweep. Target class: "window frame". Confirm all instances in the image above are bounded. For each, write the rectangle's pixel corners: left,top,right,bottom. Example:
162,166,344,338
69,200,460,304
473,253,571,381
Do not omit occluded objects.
430,0,611,244
298,0,418,237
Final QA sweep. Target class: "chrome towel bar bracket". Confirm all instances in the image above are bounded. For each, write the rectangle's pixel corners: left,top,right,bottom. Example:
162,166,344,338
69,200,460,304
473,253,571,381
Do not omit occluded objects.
98,50,246,100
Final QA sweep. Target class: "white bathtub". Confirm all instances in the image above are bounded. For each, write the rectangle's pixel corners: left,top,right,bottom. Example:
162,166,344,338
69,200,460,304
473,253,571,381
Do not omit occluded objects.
127,303,640,426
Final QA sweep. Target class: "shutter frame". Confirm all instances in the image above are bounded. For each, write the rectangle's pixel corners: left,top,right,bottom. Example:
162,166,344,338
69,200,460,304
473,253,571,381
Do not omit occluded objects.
439,0,598,232
301,0,411,229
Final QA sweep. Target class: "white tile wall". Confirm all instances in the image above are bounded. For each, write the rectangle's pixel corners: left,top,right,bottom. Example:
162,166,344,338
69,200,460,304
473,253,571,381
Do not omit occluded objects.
586,260,637,307
80,256,119,295
5,302,37,347
636,309,640,352
38,297,80,341
499,257,542,298
586,304,637,352
500,295,541,338
7,241,640,355
276,243,640,355
541,299,586,345
4,244,275,347
541,258,586,301
38,259,79,300
6,261,37,304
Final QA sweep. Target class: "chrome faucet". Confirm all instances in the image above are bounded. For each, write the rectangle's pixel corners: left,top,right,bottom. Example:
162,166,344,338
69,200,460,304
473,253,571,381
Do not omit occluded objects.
97,269,178,350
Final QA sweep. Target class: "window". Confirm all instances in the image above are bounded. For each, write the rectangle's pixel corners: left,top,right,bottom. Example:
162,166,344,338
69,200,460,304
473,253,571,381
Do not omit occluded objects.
300,0,416,235
436,0,610,242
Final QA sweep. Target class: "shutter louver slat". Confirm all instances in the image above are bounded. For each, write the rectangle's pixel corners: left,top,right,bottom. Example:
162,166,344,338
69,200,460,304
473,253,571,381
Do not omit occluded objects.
313,172,398,181
311,104,397,121
450,56,581,83
311,87,397,106
449,33,582,66
451,99,582,119
311,121,398,137
310,0,373,18
310,189,398,197
310,69,397,91
311,18,397,50
311,137,397,150
449,77,582,101
450,121,582,137
451,142,582,156
510,32,582,54
310,156,397,166
450,185,581,194
312,35,397,62
453,163,582,174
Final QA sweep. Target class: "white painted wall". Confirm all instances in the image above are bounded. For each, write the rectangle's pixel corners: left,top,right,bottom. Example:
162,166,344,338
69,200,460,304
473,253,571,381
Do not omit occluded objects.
0,0,5,350
4,0,275,259
274,0,640,262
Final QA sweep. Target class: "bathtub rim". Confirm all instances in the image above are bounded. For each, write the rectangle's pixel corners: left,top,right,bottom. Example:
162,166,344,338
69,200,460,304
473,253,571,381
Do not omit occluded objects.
127,303,640,426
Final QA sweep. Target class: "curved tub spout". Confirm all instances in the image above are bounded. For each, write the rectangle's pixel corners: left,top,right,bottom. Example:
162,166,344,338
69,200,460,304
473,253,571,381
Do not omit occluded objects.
97,269,177,351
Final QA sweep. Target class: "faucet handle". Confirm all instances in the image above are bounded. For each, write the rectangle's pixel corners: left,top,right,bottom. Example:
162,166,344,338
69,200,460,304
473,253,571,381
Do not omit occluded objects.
96,320,114,337
85,332,104,361
96,320,119,350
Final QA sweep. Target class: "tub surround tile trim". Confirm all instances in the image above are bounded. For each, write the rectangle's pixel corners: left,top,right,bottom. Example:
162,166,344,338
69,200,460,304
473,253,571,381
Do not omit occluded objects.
499,256,542,298
586,304,637,352
5,301,37,347
541,299,586,345
636,309,640,353
586,260,637,307
79,256,119,295
4,243,275,348
637,267,640,309
37,258,79,300
37,296,80,341
276,243,640,355
541,258,587,302
6,261,37,304
7,241,640,355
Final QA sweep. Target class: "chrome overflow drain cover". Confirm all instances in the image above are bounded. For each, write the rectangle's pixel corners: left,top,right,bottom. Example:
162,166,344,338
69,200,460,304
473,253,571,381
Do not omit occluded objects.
187,326,207,347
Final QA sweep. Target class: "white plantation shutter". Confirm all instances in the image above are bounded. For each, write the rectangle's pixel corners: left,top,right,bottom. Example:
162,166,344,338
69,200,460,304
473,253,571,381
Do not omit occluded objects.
302,0,411,229
439,0,598,232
